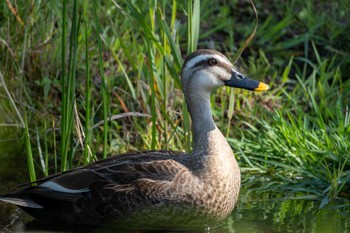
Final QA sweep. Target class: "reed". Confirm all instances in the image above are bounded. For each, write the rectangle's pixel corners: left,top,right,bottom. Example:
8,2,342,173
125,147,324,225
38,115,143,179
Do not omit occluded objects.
92,0,109,159
83,1,93,165
60,0,79,171
24,113,36,182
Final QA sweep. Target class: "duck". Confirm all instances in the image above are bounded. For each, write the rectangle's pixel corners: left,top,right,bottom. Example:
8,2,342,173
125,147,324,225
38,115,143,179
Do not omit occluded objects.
0,49,269,230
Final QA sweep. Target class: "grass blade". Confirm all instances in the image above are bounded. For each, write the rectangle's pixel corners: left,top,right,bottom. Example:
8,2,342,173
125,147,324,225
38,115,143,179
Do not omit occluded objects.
24,113,36,183
92,0,109,158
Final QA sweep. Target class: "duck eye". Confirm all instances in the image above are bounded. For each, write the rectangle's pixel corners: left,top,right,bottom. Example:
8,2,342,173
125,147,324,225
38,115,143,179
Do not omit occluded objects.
208,59,217,66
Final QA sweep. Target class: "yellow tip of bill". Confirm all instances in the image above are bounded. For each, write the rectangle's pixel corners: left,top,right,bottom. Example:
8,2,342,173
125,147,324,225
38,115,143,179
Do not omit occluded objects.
254,82,270,92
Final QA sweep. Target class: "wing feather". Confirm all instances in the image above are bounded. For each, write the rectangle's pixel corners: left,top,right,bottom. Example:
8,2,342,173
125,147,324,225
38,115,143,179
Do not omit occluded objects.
1,150,196,221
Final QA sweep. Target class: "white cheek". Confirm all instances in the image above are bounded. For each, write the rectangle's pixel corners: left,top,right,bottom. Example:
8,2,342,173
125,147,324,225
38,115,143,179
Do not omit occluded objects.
196,72,223,90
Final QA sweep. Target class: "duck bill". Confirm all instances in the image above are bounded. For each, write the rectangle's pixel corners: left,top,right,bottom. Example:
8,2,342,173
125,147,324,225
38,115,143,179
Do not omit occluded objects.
224,70,270,92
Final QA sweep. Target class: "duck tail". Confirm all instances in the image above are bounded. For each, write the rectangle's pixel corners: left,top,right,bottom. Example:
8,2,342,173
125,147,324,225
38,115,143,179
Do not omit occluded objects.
0,194,43,209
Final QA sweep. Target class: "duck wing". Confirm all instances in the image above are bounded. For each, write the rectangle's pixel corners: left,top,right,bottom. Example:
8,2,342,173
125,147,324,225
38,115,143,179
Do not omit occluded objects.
1,150,199,224
75,151,202,223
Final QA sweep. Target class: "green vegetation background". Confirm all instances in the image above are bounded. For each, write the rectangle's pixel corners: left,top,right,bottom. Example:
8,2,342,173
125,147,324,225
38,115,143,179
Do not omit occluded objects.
0,0,349,208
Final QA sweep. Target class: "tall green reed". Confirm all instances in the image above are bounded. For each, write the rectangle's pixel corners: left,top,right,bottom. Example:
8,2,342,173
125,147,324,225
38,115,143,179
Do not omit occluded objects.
59,0,107,170
121,1,199,151
92,0,109,159
184,0,200,150
24,113,36,182
83,2,93,165
51,0,206,170
60,0,79,171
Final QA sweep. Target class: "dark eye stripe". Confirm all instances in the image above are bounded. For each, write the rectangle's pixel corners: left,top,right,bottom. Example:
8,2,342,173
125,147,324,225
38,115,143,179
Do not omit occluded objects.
191,60,209,69
190,59,233,75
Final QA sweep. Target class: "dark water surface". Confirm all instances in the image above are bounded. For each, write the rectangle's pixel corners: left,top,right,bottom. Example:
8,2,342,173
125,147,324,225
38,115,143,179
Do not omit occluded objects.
0,155,349,233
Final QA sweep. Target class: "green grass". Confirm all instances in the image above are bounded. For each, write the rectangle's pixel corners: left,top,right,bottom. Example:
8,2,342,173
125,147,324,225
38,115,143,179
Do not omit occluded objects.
0,0,349,206
229,42,350,203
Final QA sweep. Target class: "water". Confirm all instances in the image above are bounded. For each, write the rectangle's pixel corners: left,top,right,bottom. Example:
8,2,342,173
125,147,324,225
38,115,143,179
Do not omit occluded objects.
0,155,349,233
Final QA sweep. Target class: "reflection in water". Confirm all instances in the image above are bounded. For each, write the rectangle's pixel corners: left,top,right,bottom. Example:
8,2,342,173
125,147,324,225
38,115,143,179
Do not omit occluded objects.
230,195,350,233
0,156,349,233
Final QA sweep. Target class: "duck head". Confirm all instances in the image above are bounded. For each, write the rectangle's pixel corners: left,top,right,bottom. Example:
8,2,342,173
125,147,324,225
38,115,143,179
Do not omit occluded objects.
181,49,270,93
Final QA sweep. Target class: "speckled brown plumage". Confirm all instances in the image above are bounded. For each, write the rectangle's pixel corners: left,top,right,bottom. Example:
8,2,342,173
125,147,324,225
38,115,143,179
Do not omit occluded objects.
0,49,269,230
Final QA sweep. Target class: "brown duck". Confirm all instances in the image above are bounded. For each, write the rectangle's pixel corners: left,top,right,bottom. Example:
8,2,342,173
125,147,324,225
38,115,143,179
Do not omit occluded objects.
0,49,269,230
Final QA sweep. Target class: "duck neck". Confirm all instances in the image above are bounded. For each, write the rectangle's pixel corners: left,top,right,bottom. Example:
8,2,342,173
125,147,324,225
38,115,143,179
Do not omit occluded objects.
184,90,223,154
